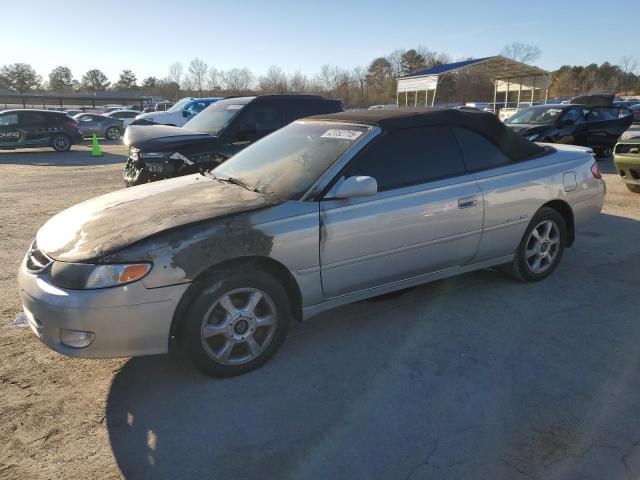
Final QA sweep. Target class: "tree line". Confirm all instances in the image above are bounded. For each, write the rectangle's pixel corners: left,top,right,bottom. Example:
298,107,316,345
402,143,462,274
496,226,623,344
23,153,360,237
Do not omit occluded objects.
1,43,638,107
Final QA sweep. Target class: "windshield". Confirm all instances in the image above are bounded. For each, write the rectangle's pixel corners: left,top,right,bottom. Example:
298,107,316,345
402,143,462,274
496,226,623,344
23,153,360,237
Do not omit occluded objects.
212,122,370,200
506,106,565,125
166,98,193,113
184,102,246,135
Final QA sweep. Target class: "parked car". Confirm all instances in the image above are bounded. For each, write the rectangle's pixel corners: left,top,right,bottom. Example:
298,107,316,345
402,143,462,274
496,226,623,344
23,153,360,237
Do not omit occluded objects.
123,95,343,186
498,102,543,122
19,108,605,377
64,109,83,117
74,113,124,140
368,104,398,110
133,97,222,127
629,104,640,123
613,136,640,193
102,105,127,114
0,109,83,152
105,110,139,127
505,104,634,157
155,101,174,111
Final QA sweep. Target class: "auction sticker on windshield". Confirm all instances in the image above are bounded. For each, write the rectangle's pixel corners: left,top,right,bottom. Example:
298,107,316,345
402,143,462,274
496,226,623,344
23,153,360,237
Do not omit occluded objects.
321,129,363,140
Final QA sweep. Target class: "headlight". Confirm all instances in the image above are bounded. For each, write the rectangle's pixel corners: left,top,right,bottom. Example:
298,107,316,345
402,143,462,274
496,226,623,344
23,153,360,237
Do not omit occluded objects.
50,262,152,289
526,134,539,141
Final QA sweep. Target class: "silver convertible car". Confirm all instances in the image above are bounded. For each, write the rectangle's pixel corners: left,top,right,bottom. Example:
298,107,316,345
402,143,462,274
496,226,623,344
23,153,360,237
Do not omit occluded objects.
18,109,605,377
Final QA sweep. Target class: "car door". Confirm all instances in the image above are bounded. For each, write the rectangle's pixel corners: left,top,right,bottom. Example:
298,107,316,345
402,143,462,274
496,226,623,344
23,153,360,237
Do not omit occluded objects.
20,112,52,147
0,111,22,147
584,107,629,149
76,114,97,136
556,107,588,146
227,102,285,154
319,126,484,298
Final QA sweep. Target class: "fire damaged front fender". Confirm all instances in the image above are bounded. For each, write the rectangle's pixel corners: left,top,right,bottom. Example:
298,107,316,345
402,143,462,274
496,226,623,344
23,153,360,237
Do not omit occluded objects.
103,200,324,307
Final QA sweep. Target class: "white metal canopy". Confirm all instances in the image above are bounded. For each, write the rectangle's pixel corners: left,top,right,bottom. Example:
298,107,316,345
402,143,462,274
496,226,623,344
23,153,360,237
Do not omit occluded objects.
395,55,551,109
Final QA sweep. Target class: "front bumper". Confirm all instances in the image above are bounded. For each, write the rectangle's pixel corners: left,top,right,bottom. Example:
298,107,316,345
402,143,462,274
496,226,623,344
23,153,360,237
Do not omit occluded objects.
614,156,640,186
18,260,189,358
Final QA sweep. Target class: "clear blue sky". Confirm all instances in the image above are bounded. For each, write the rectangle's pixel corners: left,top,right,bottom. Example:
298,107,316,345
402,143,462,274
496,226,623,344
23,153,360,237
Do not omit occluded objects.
4,0,638,82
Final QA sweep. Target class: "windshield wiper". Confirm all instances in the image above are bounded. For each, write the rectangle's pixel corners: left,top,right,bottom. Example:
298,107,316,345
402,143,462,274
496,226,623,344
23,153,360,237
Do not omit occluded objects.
213,175,261,193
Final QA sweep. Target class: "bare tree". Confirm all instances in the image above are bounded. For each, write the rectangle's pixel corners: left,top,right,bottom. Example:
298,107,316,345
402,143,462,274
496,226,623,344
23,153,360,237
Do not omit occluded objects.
387,49,405,77
501,42,541,64
352,66,368,104
168,62,183,86
259,65,288,94
222,68,254,94
206,67,222,94
188,58,208,93
288,71,310,93
315,64,337,94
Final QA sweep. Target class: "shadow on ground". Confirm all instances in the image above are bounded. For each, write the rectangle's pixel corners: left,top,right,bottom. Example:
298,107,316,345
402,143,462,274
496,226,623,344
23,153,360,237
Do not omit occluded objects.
106,212,640,480
0,141,126,166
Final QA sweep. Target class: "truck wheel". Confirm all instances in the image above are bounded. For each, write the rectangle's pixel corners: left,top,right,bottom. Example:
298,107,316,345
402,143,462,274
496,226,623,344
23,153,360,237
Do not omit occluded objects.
626,184,640,194
50,134,71,152
105,126,121,140
506,207,567,282
181,269,290,377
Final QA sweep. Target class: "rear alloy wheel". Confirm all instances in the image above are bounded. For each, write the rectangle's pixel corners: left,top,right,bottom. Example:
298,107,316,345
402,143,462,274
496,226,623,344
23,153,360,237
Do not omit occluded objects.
506,207,567,282
105,126,121,140
51,134,71,152
626,183,640,194
182,270,290,377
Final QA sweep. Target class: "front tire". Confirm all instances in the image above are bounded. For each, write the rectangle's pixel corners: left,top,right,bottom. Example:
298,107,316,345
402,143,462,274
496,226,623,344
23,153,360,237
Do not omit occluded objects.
50,134,71,152
181,269,290,377
626,183,640,194
506,207,567,282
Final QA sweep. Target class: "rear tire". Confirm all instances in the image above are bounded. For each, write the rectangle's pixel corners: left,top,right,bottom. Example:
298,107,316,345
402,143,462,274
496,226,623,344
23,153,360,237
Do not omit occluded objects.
181,269,291,378
626,183,640,194
50,134,71,152
505,207,567,283
105,126,121,140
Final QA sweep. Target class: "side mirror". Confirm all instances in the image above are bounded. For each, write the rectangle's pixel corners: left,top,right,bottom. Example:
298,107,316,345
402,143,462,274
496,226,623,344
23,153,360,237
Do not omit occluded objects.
333,176,377,199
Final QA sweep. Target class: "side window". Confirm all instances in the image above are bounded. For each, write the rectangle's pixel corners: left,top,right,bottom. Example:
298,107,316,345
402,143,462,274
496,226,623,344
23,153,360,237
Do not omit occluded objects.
343,126,466,192
285,101,318,123
453,127,510,172
236,104,284,134
78,115,93,122
0,113,20,126
560,108,583,124
123,111,138,118
23,112,47,125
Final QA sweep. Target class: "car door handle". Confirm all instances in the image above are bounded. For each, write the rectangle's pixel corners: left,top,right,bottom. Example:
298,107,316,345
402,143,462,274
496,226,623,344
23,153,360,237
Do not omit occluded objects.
458,195,479,209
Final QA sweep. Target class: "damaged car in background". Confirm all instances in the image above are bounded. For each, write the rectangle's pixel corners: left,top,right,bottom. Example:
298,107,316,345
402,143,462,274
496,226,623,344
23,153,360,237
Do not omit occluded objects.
123,95,343,186
19,108,605,378
505,97,633,158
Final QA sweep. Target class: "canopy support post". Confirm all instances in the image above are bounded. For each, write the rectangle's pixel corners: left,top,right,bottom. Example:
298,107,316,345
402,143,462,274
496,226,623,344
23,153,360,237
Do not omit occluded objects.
431,77,438,107
425,90,428,107
396,91,399,106
414,90,417,107
531,76,536,106
517,77,522,110
544,87,549,104
505,81,510,109
492,80,497,113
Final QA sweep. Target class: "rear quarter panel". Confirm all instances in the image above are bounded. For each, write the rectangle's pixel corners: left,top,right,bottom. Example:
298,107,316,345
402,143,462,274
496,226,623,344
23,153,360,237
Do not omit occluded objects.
472,147,604,262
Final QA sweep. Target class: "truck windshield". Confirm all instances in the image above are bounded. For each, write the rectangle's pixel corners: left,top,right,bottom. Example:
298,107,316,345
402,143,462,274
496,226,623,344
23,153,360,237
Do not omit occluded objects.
166,98,193,113
212,121,370,200
184,103,246,135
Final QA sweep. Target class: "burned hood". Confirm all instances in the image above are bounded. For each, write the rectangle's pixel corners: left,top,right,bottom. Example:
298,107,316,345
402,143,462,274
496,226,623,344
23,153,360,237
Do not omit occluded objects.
36,175,281,263
124,124,213,149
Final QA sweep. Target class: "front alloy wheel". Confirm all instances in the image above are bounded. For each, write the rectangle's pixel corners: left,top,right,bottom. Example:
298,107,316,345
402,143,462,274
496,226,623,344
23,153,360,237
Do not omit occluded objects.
200,288,277,365
182,270,290,377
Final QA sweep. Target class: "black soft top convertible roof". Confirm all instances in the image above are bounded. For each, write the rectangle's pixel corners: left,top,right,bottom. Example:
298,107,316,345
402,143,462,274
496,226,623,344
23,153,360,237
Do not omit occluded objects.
310,108,545,161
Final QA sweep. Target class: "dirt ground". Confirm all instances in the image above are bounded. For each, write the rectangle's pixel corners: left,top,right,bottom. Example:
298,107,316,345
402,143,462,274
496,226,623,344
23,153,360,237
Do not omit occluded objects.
1,130,640,480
